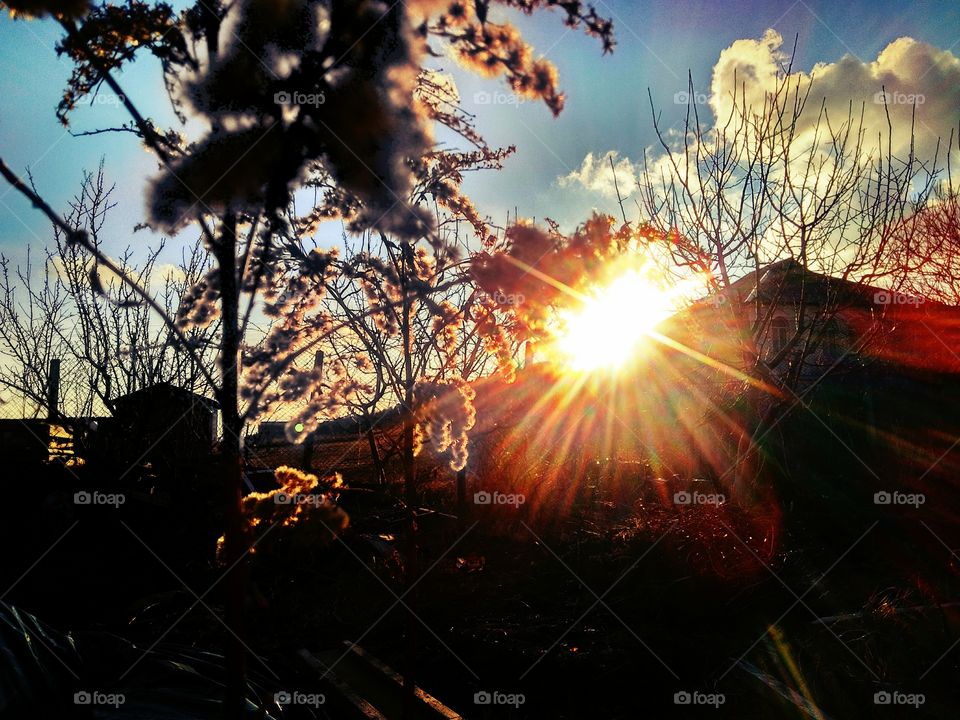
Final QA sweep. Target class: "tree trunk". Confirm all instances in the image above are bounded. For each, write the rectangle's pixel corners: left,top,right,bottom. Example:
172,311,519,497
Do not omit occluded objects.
215,216,249,719
401,406,418,718
400,251,418,718
731,294,768,498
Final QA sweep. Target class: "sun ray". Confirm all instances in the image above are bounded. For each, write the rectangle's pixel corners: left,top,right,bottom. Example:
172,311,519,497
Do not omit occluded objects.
647,330,784,398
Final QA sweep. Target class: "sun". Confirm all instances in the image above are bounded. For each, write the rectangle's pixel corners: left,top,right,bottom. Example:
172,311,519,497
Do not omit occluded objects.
553,268,676,371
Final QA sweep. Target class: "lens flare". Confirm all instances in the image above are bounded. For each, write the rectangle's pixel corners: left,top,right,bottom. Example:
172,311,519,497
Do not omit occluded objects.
553,268,676,371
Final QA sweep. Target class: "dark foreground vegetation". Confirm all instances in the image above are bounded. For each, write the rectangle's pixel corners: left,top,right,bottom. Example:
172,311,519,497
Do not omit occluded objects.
2,363,960,720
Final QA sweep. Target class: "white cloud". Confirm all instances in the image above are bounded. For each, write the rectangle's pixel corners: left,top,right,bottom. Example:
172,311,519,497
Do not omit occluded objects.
155,263,187,284
559,150,638,199
561,32,960,197
710,30,960,162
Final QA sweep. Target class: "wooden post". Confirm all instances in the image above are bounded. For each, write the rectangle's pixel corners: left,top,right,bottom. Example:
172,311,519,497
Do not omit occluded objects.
47,359,60,420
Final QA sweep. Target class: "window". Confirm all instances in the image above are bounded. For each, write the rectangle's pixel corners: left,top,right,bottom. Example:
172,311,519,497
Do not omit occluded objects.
771,317,789,354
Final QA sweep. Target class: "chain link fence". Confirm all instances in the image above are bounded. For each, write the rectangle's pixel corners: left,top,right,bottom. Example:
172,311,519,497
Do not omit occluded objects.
243,416,398,487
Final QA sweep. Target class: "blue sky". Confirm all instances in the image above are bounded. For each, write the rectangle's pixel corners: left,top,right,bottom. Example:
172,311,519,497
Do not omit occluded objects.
1,0,958,266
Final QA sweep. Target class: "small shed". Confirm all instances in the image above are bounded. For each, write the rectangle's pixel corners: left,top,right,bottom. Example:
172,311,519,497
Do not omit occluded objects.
108,383,219,471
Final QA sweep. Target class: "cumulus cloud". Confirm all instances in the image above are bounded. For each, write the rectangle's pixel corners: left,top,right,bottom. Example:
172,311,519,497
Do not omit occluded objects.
710,30,960,161
155,263,188,284
561,32,960,197
50,253,119,287
560,151,638,199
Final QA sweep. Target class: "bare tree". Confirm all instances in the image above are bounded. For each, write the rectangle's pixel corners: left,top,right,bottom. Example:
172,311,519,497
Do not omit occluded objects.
636,61,955,487
877,184,960,304
0,166,218,422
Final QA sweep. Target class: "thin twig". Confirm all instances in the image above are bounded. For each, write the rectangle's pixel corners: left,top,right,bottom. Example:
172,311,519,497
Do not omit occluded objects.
609,154,628,225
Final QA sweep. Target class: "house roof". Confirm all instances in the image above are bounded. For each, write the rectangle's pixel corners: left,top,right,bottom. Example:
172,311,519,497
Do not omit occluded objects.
673,259,960,375
113,383,219,411
714,258,935,309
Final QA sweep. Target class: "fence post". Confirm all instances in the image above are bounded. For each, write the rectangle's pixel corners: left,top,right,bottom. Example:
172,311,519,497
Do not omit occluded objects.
47,359,60,420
